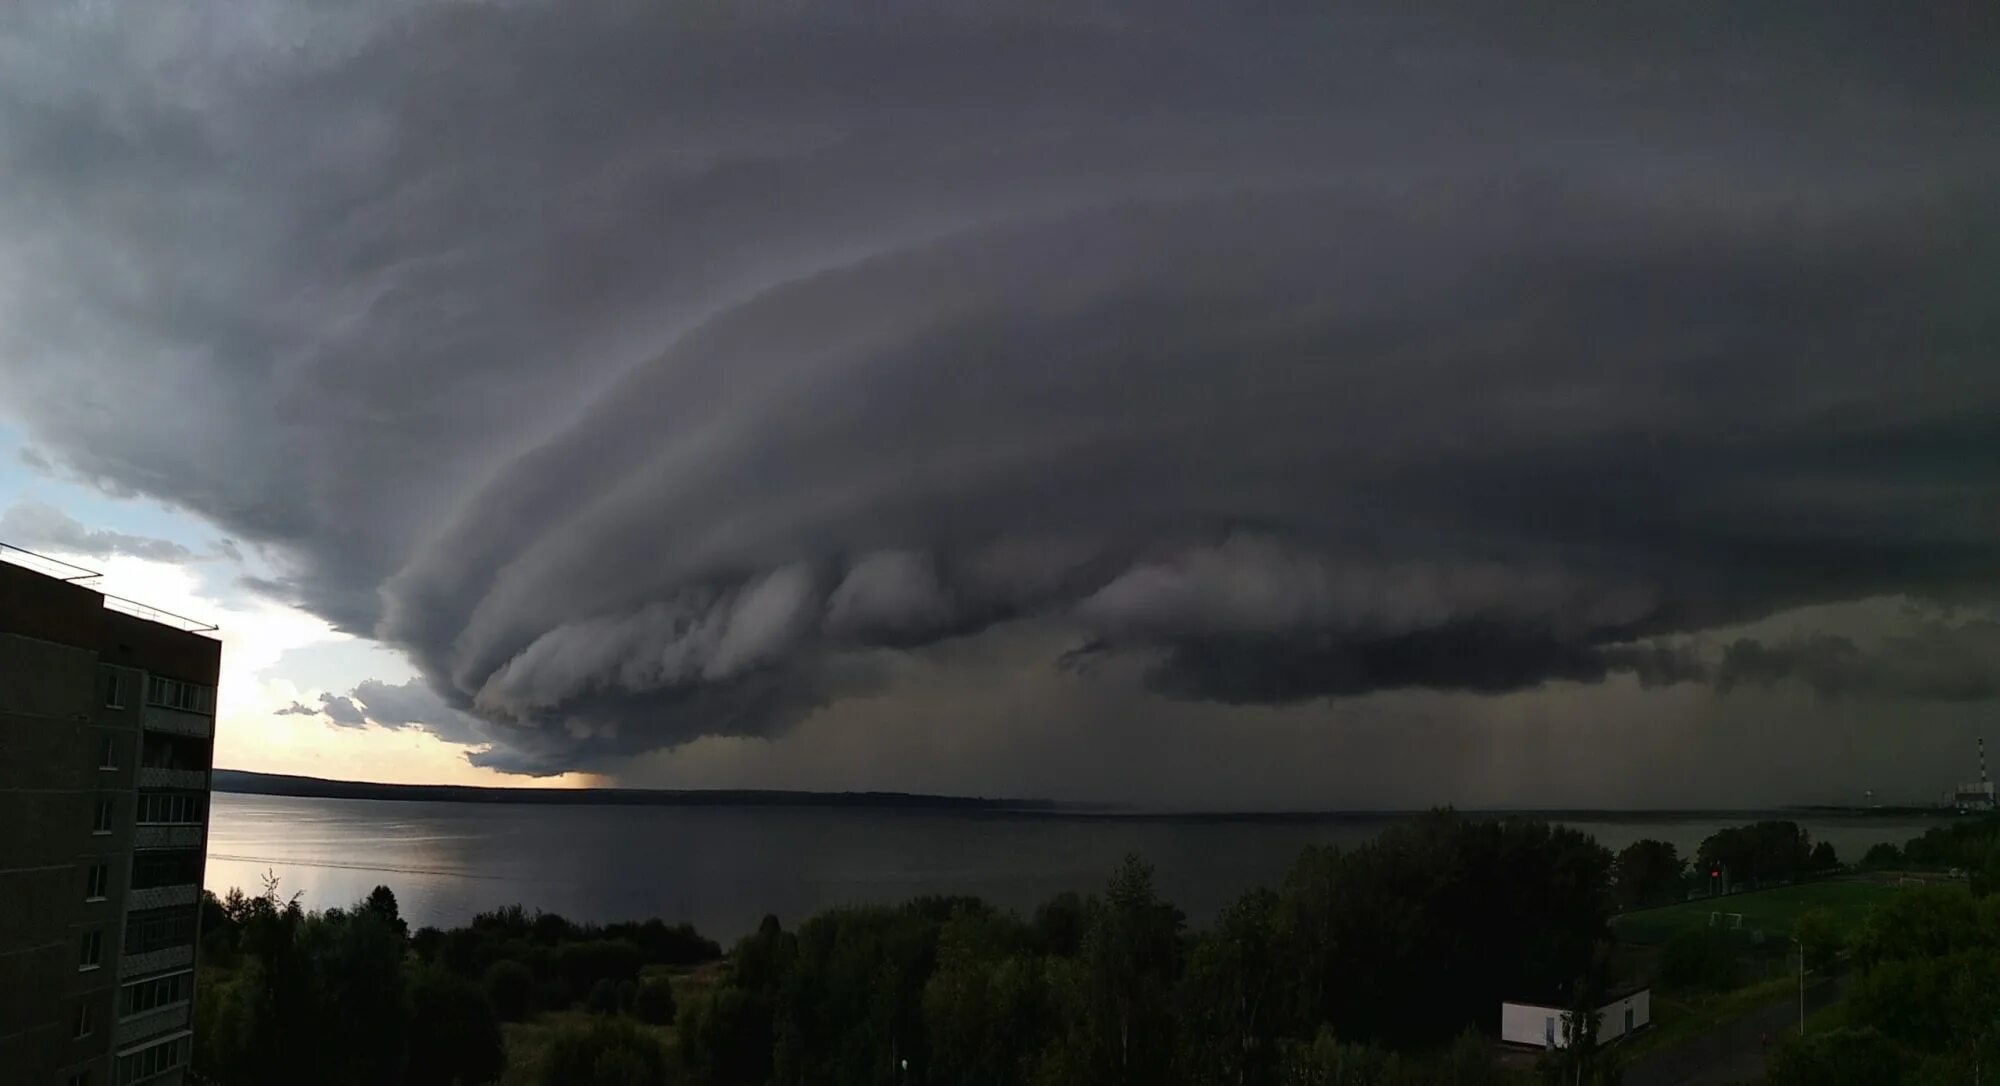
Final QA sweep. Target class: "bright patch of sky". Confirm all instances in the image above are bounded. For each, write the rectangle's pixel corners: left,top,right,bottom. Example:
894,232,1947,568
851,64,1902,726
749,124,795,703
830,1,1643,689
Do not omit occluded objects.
0,421,592,788
0,420,214,555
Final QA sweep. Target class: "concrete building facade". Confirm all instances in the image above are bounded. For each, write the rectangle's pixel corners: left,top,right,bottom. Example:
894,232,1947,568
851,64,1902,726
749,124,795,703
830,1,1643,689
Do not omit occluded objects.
1501,986,1651,1049
0,549,219,1086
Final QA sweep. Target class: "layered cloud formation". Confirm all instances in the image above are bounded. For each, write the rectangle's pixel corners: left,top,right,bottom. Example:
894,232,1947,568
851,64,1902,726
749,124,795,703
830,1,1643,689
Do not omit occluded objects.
2,2,1995,775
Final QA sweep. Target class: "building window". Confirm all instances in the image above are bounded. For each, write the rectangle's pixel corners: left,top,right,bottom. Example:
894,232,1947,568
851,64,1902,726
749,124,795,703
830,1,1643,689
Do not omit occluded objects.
123,908,197,956
85,862,109,901
115,1035,190,1083
135,792,204,825
99,735,119,770
79,929,102,970
145,675,213,714
67,1072,91,1086
119,970,194,1018
74,1000,93,1039
92,799,114,834
130,851,201,891
139,732,209,771
104,672,125,708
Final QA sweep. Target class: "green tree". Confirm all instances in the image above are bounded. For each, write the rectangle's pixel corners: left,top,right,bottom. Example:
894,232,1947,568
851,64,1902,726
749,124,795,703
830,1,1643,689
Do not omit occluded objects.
1793,909,1842,974
1971,848,2000,899
678,985,775,1086
1696,821,1813,887
1539,969,1621,1086
484,959,536,1022
1178,889,1281,1086
406,964,505,1086
1861,842,1904,869
1074,855,1184,1086
1809,841,1840,872
193,880,409,1086
923,907,1047,1086
1271,813,1612,1048
538,1018,670,1086
365,884,411,940
1611,840,1684,909
1032,892,1087,958
1841,889,2000,1056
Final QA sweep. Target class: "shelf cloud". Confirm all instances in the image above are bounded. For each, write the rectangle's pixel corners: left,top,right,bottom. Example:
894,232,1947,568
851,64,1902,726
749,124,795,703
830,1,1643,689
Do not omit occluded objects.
2,2,1995,777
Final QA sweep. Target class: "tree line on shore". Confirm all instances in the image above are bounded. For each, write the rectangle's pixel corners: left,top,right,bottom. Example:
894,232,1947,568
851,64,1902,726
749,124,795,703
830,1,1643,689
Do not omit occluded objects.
1608,820,1840,913
193,810,1617,1085
189,809,2000,1085
675,811,1619,1086
193,879,717,1085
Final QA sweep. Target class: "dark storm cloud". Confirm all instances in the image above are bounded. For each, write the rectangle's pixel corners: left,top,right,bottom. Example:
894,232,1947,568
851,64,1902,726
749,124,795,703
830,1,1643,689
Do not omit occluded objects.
347,676,592,774
0,501,194,564
1718,622,2000,703
318,693,366,727
269,691,374,727
1,1,1996,773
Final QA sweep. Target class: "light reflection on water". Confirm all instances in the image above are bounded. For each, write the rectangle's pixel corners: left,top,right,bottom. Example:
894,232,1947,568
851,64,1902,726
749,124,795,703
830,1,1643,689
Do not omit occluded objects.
204,792,1954,942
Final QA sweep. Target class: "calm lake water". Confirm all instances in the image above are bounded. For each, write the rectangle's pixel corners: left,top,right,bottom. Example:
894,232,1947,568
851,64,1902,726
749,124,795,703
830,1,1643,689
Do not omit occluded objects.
205,793,1957,941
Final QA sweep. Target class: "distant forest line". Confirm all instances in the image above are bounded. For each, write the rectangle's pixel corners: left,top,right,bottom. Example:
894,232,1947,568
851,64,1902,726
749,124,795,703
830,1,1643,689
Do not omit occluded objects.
212,768,1957,820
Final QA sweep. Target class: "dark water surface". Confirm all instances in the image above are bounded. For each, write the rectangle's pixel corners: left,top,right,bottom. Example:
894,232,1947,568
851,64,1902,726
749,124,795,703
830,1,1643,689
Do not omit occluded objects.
205,792,1953,941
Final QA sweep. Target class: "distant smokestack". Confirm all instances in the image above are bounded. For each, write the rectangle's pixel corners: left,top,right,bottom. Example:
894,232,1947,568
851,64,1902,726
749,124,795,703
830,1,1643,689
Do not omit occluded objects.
1983,737,1988,786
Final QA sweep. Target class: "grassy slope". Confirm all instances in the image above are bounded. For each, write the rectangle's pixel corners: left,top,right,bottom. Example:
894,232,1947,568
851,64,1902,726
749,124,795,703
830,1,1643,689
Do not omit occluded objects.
1611,880,1904,946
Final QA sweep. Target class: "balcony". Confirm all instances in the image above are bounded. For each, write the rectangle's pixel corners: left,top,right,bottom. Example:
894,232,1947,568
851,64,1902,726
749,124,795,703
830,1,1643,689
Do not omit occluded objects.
137,767,205,790
116,1001,190,1047
142,706,212,739
128,884,199,911
134,825,202,850
121,944,193,977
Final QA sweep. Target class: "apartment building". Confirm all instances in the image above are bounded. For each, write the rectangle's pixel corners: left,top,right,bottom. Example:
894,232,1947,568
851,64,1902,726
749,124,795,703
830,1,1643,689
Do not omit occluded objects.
0,547,219,1086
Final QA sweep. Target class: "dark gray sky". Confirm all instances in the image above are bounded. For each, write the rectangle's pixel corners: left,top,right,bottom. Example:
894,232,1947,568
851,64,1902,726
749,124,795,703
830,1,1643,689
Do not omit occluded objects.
2,1,1996,804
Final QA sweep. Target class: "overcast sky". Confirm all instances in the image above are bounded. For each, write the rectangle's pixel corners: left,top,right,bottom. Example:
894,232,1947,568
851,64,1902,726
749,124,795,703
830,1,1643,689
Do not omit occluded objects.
1,2,1996,807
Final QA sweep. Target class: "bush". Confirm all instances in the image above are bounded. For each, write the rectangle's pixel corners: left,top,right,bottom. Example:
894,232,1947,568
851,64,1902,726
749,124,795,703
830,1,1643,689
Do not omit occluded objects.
632,979,676,1025
483,959,535,1022
405,965,505,1086
552,939,644,998
586,977,621,1015
537,1018,671,1086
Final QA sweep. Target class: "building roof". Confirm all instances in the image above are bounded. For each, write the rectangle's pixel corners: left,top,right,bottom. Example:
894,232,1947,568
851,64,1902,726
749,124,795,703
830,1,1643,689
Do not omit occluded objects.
1503,983,1648,1011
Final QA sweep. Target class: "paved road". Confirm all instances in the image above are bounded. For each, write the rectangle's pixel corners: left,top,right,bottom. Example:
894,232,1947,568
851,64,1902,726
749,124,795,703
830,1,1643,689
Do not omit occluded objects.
1625,977,1846,1086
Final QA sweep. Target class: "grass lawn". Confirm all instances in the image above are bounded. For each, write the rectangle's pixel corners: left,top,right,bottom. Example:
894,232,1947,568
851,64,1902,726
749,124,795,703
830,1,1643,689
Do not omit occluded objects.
1612,879,1915,946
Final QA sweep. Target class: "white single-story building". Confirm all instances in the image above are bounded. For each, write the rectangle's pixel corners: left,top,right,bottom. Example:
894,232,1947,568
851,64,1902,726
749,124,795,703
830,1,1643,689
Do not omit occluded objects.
1501,985,1651,1049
